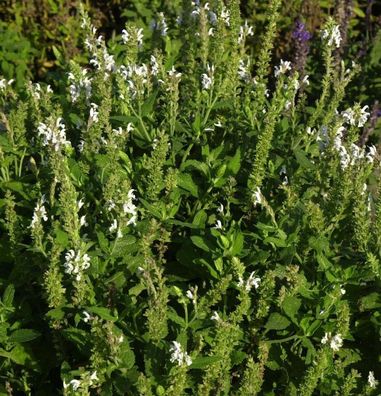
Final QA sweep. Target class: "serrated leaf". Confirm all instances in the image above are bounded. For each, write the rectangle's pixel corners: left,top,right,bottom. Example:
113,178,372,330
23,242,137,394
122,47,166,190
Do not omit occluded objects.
9,329,41,343
111,235,137,258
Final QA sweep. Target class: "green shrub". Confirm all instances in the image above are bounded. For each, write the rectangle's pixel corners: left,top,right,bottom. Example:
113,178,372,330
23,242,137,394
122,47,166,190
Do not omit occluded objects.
0,1,380,394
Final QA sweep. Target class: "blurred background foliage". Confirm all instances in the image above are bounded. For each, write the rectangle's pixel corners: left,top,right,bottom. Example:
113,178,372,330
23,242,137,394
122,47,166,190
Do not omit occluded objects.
0,0,380,104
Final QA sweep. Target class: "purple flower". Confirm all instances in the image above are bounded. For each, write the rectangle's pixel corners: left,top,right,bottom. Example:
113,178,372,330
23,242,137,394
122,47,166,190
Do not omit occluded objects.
291,20,311,77
292,20,312,44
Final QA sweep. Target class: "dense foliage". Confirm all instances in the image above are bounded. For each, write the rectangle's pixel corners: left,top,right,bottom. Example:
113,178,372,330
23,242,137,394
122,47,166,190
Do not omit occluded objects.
0,0,380,395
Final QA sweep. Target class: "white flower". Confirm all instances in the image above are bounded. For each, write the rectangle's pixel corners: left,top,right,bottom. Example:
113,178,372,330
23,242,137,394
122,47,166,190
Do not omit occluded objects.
82,310,92,323
123,188,138,226
238,272,261,292
112,127,123,136
342,105,369,128
64,249,91,281
322,24,342,48
0,78,13,90
330,334,343,351
321,332,331,345
30,197,48,229
302,75,310,85
341,108,355,125
220,6,230,26
151,55,159,76
89,371,98,385
186,289,194,301
107,200,116,211
274,60,292,78
79,215,87,228
358,105,370,127
122,29,129,44
152,12,168,36
127,123,134,133
136,28,144,47
211,311,220,321
169,341,192,366
201,64,215,90
89,103,99,123
168,66,182,79
213,220,223,230
238,20,254,44
103,49,116,73
321,332,343,351
68,379,81,391
77,198,84,210
201,74,212,90
37,118,70,152
237,59,251,83
109,219,118,233
252,187,263,206
366,145,377,163
368,371,378,389
217,203,224,214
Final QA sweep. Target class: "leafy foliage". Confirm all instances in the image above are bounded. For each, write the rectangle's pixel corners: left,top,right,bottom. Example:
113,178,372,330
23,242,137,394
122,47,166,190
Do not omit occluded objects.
0,0,380,395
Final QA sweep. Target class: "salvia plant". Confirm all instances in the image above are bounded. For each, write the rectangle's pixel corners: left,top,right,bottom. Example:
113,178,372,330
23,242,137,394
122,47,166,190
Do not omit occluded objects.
0,0,380,395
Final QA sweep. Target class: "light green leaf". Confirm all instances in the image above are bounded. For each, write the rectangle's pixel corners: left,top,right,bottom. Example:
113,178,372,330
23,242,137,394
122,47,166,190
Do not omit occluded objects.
265,313,291,330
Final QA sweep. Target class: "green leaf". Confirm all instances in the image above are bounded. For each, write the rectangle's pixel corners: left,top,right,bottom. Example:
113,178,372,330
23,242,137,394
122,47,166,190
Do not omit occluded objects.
9,329,41,343
46,308,65,321
231,350,247,365
177,173,199,197
106,271,126,289
141,92,158,116
353,6,365,18
227,148,241,175
317,254,331,271
2,284,14,307
120,343,135,369
190,236,211,252
87,306,117,321
293,148,314,169
111,235,137,258
264,237,287,248
359,293,381,311
0,345,33,366
282,296,301,323
61,328,90,352
231,232,244,256
55,228,69,248
370,30,381,66
193,210,207,228
265,313,291,330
